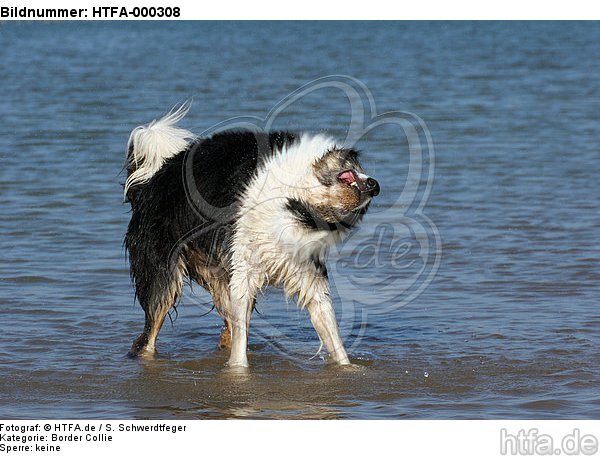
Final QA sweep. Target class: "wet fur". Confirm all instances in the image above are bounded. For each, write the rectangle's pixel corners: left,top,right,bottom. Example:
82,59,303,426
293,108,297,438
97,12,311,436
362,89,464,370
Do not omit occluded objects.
124,105,377,366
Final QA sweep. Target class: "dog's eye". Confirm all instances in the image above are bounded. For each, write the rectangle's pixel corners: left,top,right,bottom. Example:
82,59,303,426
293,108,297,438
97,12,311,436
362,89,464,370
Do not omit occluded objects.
337,170,357,185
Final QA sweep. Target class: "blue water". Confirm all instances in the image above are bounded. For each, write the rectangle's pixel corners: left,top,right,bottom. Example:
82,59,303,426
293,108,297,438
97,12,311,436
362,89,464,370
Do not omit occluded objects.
0,22,599,419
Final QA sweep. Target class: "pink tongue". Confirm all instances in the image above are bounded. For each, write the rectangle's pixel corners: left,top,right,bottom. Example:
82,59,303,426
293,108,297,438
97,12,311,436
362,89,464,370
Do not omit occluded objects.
338,171,356,185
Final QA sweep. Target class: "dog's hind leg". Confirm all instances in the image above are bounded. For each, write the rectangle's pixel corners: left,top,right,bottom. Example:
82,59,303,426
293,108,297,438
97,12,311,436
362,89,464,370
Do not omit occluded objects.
128,255,186,357
217,320,232,350
184,249,234,351
213,293,232,350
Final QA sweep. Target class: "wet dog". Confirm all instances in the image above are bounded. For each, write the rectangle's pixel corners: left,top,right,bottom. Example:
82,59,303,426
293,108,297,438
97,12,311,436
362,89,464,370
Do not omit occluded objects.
124,102,379,367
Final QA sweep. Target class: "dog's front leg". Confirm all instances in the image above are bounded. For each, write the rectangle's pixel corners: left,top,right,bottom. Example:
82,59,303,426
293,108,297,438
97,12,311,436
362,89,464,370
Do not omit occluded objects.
227,267,259,368
228,303,252,367
306,280,351,365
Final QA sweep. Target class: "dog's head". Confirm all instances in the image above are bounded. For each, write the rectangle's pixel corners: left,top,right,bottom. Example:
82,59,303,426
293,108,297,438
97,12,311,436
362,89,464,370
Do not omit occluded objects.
287,146,379,232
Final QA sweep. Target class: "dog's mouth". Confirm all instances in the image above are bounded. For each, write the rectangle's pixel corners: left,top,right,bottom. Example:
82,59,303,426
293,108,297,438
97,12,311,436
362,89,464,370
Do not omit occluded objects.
337,170,380,197
337,169,360,187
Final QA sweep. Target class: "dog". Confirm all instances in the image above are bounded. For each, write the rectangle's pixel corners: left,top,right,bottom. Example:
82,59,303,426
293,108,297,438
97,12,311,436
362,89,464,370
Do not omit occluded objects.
124,102,380,367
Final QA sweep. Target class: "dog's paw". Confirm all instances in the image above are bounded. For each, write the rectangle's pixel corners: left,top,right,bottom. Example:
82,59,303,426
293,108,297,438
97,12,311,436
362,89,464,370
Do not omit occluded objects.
127,333,156,359
217,325,232,350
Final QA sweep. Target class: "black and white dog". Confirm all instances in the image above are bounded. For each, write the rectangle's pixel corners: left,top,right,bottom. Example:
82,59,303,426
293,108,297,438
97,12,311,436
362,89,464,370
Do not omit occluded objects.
124,103,379,367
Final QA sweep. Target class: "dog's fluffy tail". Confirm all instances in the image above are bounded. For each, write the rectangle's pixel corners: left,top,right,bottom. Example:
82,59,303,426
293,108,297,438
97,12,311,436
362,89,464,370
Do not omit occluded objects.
124,100,196,199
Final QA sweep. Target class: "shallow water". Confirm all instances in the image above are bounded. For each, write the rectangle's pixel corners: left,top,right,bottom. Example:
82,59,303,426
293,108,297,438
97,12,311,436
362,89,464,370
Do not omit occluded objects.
0,22,599,419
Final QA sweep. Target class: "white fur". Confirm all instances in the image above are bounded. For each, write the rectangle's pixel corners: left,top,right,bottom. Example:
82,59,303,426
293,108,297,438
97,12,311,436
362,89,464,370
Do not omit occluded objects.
124,101,196,197
233,134,341,286
125,104,361,367
226,134,354,367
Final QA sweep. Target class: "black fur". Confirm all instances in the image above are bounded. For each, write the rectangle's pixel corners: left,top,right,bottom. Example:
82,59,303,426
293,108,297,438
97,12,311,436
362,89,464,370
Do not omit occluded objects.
124,131,297,329
285,197,368,233
285,198,339,231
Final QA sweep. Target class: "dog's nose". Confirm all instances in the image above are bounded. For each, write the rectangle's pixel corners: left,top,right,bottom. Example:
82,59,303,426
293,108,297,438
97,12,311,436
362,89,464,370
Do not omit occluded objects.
365,177,380,196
